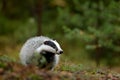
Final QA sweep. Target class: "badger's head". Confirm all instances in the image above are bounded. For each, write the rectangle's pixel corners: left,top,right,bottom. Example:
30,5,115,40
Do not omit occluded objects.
35,40,63,55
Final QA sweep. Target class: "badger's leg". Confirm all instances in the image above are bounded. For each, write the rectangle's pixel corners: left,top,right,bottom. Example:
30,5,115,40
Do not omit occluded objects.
46,54,59,71
51,54,59,71
41,52,59,70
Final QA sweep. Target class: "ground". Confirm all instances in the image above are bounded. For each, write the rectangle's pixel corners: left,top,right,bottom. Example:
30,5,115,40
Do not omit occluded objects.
0,55,120,80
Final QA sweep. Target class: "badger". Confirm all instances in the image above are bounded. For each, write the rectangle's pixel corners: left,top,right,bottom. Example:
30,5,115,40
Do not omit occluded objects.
20,36,63,70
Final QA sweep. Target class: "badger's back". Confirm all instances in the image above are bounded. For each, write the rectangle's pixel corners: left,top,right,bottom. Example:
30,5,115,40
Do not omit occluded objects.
20,36,51,65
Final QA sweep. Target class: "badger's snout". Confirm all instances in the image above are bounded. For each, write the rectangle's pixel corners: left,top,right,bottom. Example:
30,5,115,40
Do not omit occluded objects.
57,50,63,55
59,50,63,54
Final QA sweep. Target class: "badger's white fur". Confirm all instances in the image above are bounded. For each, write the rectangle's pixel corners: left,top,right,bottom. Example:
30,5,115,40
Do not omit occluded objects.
20,36,63,70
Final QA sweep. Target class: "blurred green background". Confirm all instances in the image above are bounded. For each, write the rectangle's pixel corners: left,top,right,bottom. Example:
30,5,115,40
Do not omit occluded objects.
0,0,120,69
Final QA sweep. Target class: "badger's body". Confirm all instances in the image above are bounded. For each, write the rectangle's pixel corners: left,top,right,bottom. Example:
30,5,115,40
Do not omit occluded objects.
20,36,63,70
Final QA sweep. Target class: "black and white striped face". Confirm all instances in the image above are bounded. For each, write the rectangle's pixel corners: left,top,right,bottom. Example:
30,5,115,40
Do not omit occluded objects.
43,40,63,55
35,40,63,55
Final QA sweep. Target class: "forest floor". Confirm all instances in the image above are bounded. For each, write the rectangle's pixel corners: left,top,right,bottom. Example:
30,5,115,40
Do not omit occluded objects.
0,55,120,80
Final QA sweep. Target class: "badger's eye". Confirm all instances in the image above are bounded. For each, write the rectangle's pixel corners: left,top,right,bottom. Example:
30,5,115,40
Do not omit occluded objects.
44,41,58,51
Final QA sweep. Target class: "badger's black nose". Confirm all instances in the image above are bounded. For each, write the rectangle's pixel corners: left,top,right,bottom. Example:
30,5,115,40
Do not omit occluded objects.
59,51,63,54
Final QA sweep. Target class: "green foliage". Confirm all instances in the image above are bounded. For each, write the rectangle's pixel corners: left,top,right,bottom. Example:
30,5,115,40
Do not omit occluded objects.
28,74,43,80
60,63,83,72
60,0,120,66
0,0,120,67
13,18,37,42
0,55,16,63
